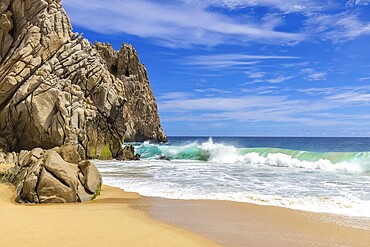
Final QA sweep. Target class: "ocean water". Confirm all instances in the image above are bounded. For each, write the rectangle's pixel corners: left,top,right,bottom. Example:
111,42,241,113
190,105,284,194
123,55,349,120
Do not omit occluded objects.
95,137,370,218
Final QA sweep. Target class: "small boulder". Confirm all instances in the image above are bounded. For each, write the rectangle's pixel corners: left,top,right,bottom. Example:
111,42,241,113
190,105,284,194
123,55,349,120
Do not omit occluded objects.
116,144,140,161
159,156,171,161
78,160,102,195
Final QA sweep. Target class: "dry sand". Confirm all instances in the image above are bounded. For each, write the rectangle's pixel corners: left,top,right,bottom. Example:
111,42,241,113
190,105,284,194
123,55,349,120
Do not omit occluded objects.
0,183,219,247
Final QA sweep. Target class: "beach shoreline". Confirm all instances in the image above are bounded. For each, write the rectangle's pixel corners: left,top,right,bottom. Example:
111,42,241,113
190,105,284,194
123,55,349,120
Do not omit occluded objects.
1,165,370,246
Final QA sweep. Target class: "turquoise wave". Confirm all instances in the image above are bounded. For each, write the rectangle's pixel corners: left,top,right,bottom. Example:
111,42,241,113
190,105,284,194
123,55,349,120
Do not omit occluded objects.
135,140,370,172
238,148,370,164
136,143,210,160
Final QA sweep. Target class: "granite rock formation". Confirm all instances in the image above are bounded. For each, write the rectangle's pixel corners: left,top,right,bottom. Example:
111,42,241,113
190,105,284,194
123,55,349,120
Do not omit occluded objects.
2,145,102,203
0,0,167,159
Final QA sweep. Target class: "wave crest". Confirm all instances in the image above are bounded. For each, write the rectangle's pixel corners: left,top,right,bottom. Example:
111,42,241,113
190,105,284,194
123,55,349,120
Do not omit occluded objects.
135,138,370,172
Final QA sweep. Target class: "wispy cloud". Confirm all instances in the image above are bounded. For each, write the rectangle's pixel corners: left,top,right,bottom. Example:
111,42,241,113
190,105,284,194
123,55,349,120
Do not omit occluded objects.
266,75,293,83
247,72,266,79
63,0,370,48
159,96,316,125
182,54,300,69
183,0,331,14
298,85,370,106
346,0,370,6
358,76,370,81
304,13,370,42
301,69,327,81
244,71,294,84
254,86,279,94
159,92,193,100
63,0,303,48
158,85,370,126
194,88,232,94
159,94,289,112
325,91,370,104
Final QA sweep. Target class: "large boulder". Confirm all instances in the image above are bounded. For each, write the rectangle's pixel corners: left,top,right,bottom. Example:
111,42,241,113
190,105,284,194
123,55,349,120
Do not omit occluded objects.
5,147,102,203
0,0,166,159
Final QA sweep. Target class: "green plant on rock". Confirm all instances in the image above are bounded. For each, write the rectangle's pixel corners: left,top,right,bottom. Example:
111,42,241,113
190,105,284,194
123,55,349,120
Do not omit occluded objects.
87,146,96,159
100,144,112,160
92,181,102,200
119,135,125,147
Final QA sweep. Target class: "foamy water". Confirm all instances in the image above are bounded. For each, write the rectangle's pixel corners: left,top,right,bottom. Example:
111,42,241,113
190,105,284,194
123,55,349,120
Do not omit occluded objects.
95,137,370,218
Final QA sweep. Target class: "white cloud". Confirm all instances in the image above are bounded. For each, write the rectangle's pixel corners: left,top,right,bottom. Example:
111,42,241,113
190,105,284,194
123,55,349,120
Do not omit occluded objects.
185,60,258,69
266,75,293,83
159,95,289,112
158,85,370,126
325,91,370,104
301,68,327,81
298,87,337,95
182,0,329,14
359,76,370,81
346,0,370,6
245,71,294,84
62,0,303,48
304,13,370,42
194,88,232,94
247,72,266,79
158,93,333,125
297,86,370,106
254,86,279,94
159,92,194,100
62,0,370,48
183,54,300,68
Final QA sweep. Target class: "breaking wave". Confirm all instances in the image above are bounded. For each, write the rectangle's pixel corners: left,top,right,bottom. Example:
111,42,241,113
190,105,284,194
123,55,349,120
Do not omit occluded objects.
136,138,370,172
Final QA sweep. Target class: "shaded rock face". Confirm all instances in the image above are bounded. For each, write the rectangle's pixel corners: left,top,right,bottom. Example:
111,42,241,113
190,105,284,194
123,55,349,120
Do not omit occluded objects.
0,0,167,159
4,146,102,203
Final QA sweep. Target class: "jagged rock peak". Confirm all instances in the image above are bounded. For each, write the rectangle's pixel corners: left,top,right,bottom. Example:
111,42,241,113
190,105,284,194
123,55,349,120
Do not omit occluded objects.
0,0,167,159
94,42,166,143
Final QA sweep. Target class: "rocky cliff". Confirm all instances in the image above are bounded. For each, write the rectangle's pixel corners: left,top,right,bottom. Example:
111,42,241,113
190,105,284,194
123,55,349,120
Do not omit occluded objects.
0,0,167,159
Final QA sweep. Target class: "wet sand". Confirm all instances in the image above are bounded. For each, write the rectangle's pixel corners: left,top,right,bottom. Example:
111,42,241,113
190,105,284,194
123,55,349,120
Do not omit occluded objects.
145,197,370,246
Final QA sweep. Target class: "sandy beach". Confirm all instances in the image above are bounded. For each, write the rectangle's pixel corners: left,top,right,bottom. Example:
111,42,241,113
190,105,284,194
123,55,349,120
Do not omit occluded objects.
1,163,370,247
0,182,219,247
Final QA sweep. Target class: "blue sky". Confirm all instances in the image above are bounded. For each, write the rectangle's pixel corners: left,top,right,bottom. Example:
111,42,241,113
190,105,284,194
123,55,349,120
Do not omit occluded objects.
63,0,370,137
